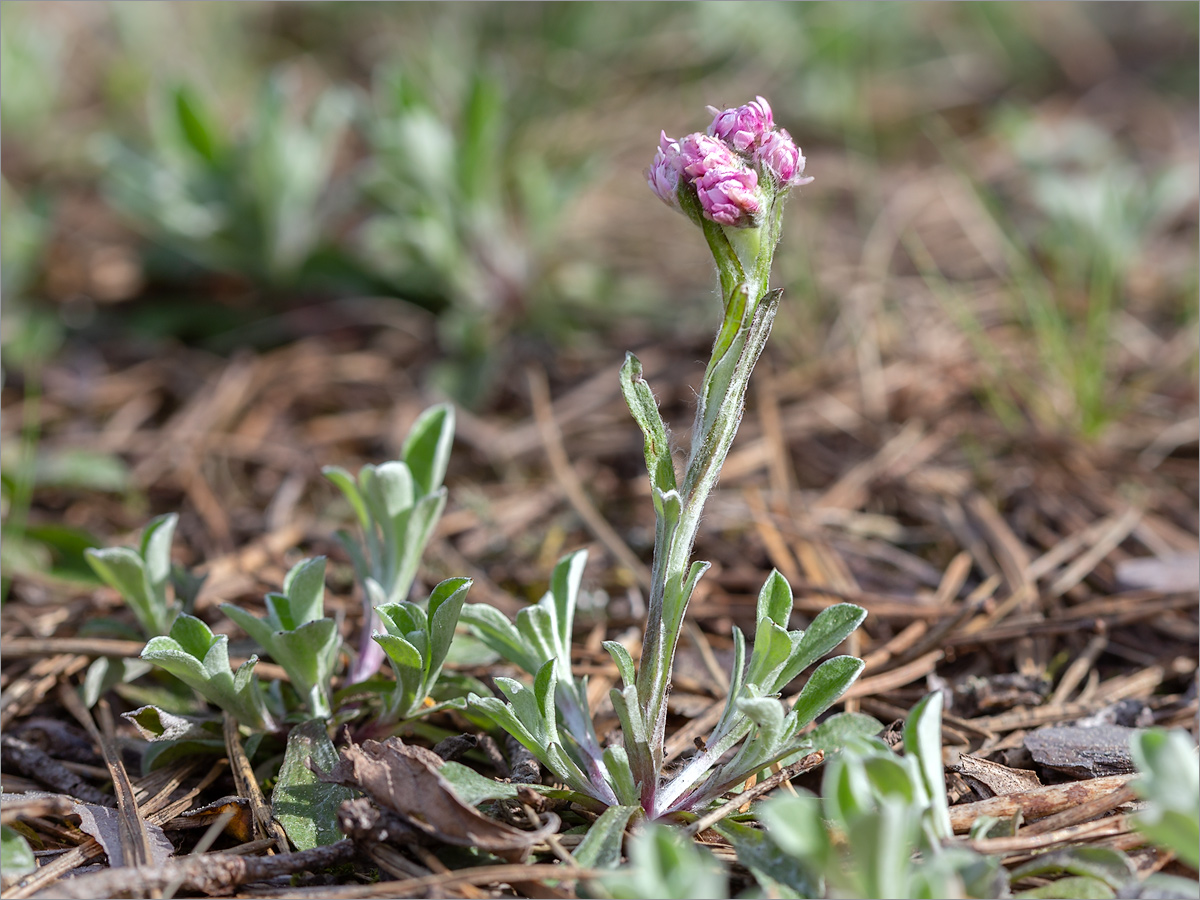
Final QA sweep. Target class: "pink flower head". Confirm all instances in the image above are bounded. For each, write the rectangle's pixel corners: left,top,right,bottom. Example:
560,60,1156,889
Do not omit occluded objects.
755,129,814,188
706,96,774,153
676,132,739,180
695,165,761,227
648,131,682,208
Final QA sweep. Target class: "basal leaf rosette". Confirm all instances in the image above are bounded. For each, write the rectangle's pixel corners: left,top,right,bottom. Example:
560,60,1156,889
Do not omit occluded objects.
141,613,277,731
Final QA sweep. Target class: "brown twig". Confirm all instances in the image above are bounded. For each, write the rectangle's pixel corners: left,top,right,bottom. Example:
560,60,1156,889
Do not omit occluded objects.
29,839,358,899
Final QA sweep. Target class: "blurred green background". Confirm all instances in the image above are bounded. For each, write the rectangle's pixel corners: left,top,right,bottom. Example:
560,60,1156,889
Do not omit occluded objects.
3,0,1197,416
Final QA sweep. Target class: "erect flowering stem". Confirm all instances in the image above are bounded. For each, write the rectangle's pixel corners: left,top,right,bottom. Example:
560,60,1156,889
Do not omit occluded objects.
631,97,810,814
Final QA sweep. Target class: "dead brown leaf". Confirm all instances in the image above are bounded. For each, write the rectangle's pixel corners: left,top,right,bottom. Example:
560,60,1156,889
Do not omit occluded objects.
316,737,559,862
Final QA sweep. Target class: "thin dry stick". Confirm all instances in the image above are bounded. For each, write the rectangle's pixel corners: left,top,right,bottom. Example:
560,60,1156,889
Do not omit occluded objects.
162,808,236,900
1047,628,1108,707
223,712,290,854
0,638,147,659
29,839,358,899
0,654,89,730
964,813,1131,855
527,364,652,592
838,649,944,700
1048,507,1141,598
684,751,825,836
247,863,603,900
861,620,928,672
57,688,158,877
683,619,730,696
0,795,75,826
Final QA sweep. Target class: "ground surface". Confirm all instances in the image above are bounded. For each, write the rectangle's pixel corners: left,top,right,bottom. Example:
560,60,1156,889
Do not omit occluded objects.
1,3,1197,898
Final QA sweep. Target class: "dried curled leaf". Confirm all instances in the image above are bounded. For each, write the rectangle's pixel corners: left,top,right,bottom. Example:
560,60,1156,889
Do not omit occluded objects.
315,737,558,862
72,802,173,868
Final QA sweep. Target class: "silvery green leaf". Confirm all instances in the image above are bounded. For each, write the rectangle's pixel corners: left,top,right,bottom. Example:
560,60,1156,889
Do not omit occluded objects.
770,603,866,694
388,489,447,602
573,803,639,870
1130,728,1200,870
548,549,587,659
322,467,371,535
85,547,157,638
438,760,520,805
1,825,36,878
602,641,637,691
495,676,551,742
141,615,273,730
620,353,677,495
426,577,471,676
376,600,426,638
82,656,152,708
713,627,748,731
221,604,279,658
139,512,177,603
804,712,883,755
862,755,919,806
718,815,819,900
516,604,558,673
85,513,176,638
271,719,352,851
602,747,639,807
755,569,793,630
532,658,558,721
461,602,541,675
401,403,454,497
744,619,793,692
904,691,952,842
759,793,832,871
1010,847,1135,891
602,824,727,900
369,460,415,520
271,619,339,717
844,801,914,899
664,559,710,639
280,556,327,628
788,655,864,730
374,633,424,717
652,486,682,538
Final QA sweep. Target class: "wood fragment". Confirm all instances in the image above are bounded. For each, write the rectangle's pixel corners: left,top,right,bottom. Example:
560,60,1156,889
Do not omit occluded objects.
948,774,1135,833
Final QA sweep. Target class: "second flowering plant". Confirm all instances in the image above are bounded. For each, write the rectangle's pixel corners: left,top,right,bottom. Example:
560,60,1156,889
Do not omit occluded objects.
465,97,865,820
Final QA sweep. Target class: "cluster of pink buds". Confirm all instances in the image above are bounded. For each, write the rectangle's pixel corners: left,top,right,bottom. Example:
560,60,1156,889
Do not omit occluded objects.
648,96,812,227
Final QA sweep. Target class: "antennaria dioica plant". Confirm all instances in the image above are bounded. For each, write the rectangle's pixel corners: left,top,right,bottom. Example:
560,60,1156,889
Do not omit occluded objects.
464,97,867,819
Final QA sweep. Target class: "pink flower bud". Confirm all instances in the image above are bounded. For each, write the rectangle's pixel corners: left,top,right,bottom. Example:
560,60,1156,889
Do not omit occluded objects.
695,165,761,227
755,129,814,188
706,96,774,153
647,131,682,208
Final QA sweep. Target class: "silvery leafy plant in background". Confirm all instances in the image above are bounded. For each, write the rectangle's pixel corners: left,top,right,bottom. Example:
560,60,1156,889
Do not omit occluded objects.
463,96,867,819
322,403,457,684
